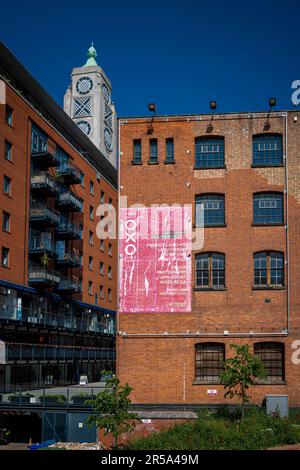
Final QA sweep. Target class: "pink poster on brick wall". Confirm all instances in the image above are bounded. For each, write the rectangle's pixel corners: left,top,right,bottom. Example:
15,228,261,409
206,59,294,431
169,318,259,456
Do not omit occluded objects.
119,206,192,313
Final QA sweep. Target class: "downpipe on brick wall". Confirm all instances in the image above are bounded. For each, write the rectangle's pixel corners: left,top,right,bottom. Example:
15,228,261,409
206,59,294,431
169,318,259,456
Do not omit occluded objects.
284,113,290,333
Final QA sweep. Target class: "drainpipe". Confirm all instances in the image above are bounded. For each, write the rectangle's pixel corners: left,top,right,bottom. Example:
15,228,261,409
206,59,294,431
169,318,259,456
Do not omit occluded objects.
284,112,290,333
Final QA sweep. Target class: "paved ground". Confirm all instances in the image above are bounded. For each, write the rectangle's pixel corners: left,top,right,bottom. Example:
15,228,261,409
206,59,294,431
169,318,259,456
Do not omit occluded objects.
268,444,300,450
0,443,28,450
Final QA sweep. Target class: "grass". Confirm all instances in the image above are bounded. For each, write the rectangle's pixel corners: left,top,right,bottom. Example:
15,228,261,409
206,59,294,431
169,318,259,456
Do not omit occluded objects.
127,408,300,450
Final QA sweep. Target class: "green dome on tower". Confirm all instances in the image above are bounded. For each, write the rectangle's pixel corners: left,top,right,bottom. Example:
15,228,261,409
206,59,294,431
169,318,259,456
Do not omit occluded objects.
84,42,98,67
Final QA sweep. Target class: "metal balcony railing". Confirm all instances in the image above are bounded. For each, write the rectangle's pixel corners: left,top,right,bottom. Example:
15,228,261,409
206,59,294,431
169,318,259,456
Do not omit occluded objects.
58,276,82,292
30,172,59,196
28,267,60,286
2,342,115,362
29,233,53,255
31,138,60,167
57,191,83,212
56,221,82,239
55,251,81,268
0,305,115,335
30,206,60,227
56,162,81,185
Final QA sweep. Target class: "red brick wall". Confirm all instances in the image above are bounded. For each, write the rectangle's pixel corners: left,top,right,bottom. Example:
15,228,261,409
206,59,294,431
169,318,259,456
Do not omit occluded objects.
118,111,300,406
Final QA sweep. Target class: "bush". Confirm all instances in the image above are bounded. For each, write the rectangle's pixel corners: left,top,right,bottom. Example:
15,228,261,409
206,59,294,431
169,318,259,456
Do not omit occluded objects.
127,407,300,450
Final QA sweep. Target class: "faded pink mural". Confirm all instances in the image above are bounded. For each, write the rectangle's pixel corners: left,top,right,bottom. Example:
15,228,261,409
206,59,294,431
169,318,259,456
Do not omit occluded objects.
119,206,192,313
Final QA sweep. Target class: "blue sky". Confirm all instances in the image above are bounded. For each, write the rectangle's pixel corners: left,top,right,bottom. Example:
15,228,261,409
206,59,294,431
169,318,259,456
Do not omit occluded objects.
1,0,299,116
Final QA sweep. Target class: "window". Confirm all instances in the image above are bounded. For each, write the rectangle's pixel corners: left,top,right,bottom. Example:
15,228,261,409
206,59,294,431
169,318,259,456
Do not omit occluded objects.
5,105,13,126
100,239,104,252
90,180,94,195
195,343,225,382
89,256,93,271
149,139,158,163
2,212,10,232
88,281,93,295
89,231,94,245
4,141,12,161
109,198,113,209
100,261,104,275
195,137,225,168
252,134,283,166
100,191,105,204
94,293,98,305
108,266,112,279
133,139,142,164
108,288,112,301
89,206,94,220
195,194,225,227
254,342,284,381
3,176,11,196
108,243,112,256
195,253,225,288
1,247,9,267
165,138,174,163
254,251,284,287
79,171,84,187
100,285,104,299
253,193,283,225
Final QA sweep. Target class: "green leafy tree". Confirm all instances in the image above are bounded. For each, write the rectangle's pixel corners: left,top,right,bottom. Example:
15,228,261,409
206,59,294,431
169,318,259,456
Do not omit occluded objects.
86,377,140,449
219,344,266,421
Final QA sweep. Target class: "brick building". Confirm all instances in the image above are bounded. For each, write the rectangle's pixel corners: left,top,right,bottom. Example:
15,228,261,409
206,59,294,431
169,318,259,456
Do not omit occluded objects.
0,42,117,393
118,110,300,407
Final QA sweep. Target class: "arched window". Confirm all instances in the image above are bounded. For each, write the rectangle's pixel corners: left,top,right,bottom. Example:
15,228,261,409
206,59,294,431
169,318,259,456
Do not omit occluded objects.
253,192,283,225
195,194,225,227
195,253,225,288
195,137,225,169
252,134,283,166
195,343,225,382
254,342,284,381
254,251,284,287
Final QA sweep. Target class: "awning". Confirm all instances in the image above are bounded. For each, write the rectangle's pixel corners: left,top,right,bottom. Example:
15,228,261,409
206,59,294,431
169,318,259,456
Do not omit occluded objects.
72,299,116,315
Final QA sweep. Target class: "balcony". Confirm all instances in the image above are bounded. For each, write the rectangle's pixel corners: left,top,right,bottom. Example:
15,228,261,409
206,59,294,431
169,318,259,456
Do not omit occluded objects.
56,221,82,240
56,162,81,185
31,139,59,168
1,341,115,363
58,276,82,293
28,267,60,287
30,172,59,197
30,206,60,227
29,233,53,256
55,250,81,269
57,191,82,212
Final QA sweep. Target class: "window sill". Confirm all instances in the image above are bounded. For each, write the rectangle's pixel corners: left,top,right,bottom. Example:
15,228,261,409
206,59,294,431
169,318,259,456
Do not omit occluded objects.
252,223,285,227
131,161,143,165
193,380,221,385
252,286,285,291
148,161,159,165
251,164,284,168
3,193,12,199
193,224,227,228
256,380,286,385
4,158,13,165
164,160,175,165
194,166,226,170
194,287,227,291
1,265,10,269
2,230,11,234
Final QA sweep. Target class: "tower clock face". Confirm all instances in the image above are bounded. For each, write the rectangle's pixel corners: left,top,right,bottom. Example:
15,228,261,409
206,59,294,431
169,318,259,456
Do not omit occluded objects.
102,84,110,103
77,120,91,136
76,77,93,94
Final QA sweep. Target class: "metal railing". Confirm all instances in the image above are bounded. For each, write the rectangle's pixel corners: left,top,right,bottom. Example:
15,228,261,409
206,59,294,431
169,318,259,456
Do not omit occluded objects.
30,206,60,226
56,221,82,239
0,305,115,335
29,233,53,254
58,192,82,211
4,342,115,362
28,267,61,285
30,172,59,193
58,276,82,292
56,162,81,182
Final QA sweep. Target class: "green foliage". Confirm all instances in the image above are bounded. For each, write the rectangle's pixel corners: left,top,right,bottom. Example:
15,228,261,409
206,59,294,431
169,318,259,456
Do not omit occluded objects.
40,251,50,267
219,344,266,420
86,377,140,449
127,408,300,450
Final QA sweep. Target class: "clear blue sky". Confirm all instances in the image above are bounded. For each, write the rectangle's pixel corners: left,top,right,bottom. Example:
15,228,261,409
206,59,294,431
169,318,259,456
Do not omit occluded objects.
1,0,299,116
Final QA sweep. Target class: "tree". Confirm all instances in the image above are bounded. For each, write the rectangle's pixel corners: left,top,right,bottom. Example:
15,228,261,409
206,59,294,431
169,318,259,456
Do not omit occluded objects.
219,344,266,421
86,376,140,449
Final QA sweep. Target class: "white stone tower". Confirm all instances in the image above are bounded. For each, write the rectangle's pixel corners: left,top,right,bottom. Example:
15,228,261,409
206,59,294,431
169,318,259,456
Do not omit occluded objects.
64,43,117,167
